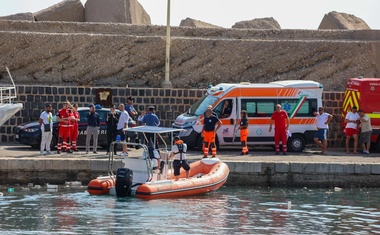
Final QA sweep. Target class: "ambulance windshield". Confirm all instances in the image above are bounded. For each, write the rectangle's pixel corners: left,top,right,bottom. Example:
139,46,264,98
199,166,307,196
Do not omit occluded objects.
188,95,219,116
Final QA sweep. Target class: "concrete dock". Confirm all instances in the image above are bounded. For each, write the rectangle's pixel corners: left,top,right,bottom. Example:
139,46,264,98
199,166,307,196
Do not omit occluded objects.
1,143,380,188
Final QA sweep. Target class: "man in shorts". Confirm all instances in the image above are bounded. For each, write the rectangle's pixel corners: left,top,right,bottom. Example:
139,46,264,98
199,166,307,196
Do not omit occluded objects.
169,136,190,181
313,107,333,155
345,106,360,154
358,110,372,154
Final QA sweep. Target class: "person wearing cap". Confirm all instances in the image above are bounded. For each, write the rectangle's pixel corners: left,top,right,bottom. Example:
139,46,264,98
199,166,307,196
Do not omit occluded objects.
106,104,119,155
345,106,360,154
169,136,190,181
86,104,100,154
358,110,372,154
142,106,160,147
125,96,138,120
313,107,333,155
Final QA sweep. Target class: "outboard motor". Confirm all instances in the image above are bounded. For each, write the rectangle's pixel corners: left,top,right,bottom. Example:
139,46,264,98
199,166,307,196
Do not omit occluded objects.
115,168,133,197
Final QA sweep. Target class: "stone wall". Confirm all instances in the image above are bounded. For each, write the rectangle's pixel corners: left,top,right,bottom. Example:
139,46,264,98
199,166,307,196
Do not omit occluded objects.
0,85,345,148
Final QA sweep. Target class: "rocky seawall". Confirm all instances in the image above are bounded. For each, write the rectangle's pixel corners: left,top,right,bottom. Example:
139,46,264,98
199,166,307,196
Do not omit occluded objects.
0,20,379,91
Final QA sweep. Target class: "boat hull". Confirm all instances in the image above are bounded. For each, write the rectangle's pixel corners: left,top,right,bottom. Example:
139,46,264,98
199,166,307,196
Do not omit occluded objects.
135,159,229,200
87,176,115,195
0,103,23,126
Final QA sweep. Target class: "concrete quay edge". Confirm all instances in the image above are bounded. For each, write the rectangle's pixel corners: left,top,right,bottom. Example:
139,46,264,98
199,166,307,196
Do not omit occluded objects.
1,144,380,188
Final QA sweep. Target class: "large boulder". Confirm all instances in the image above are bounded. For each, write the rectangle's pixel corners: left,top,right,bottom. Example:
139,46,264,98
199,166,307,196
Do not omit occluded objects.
318,11,370,30
85,0,151,24
34,0,85,22
0,13,34,21
232,17,281,29
179,18,222,28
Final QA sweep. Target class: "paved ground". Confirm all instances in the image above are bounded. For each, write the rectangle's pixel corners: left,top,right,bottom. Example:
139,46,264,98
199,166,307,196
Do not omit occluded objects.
1,143,379,163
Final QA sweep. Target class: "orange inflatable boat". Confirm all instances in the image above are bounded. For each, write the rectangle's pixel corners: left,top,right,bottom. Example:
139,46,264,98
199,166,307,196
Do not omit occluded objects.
135,158,229,200
87,126,229,199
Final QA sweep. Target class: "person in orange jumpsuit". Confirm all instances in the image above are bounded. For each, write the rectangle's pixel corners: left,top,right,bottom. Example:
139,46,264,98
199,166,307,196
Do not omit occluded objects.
238,110,249,155
202,109,222,158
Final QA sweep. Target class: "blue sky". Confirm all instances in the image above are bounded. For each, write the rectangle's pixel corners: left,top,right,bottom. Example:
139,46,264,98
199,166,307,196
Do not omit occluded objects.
1,0,379,29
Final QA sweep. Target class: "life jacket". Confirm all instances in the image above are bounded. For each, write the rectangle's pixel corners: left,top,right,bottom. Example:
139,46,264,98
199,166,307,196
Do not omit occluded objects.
173,140,185,161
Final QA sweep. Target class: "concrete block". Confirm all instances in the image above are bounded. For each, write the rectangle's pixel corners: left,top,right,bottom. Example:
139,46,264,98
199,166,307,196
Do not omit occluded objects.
274,163,289,173
0,159,8,170
8,159,44,170
315,163,330,173
304,163,317,173
90,160,109,171
234,162,256,173
67,160,90,170
252,163,262,173
371,164,380,174
35,0,85,22
225,162,236,172
46,159,70,170
290,163,304,173
330,163,355,173
355,164,371,174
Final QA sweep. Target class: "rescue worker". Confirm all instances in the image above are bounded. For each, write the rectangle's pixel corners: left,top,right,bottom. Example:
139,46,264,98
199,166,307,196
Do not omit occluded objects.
202,108,222,158
56,103,71,154
169,136,190,181
238,110,249,155
69,103,80,152
269,104,290,155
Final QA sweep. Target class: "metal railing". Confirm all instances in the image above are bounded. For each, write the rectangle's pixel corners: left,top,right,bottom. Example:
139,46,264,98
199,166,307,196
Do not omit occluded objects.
0,67,18,105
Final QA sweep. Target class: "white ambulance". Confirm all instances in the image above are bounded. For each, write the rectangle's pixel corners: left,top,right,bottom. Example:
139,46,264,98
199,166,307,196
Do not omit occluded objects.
173,81,323,152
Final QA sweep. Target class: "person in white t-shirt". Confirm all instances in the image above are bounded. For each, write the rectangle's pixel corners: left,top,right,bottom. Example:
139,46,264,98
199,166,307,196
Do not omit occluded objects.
345,106,360,154
39,104,54,156
313,107,333,155
117,103,130,156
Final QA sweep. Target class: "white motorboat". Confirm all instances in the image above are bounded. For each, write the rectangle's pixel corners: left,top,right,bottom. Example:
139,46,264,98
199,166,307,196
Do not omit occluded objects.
0,67,23,126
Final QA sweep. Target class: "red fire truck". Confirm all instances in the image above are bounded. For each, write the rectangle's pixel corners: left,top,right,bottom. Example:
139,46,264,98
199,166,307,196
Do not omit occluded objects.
341,77,380,152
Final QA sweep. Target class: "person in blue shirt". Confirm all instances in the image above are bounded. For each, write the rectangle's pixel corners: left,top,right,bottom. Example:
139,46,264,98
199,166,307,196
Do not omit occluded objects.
142,106,160,147
86,104,100,154
125,96,138,120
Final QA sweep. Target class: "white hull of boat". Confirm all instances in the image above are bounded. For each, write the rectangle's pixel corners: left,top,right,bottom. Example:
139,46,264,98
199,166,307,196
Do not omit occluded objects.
0,103,23,126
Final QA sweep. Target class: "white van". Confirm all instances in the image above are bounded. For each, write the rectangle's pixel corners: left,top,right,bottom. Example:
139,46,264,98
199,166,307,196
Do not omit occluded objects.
173,81,323,152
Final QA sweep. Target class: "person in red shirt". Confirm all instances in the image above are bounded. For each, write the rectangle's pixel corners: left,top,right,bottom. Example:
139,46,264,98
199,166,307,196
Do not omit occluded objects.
70,103,80,152
269,104,290,155
56,103,71,154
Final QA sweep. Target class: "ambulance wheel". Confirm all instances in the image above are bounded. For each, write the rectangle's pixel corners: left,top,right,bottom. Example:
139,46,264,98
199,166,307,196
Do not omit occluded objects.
287,134,305,152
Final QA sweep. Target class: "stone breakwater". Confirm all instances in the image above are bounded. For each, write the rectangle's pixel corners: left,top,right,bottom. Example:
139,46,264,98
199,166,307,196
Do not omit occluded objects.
0,20,379,91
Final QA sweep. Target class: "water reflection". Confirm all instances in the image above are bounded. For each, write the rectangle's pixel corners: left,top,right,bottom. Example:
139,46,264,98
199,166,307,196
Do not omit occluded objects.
1,187,380,234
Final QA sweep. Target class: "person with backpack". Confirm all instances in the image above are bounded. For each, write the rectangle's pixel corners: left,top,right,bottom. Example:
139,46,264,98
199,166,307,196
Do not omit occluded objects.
169,136,190,181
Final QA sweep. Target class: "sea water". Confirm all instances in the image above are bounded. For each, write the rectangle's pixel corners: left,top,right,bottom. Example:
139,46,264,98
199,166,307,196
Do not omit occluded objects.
0,186,380,234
